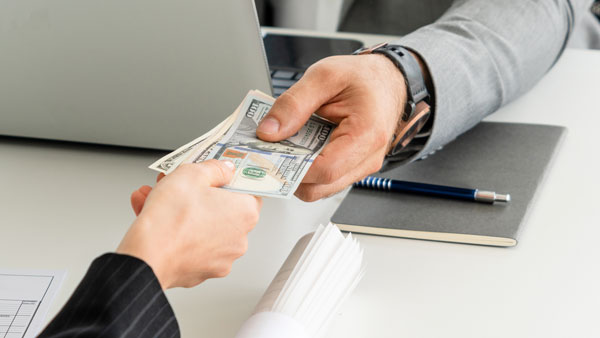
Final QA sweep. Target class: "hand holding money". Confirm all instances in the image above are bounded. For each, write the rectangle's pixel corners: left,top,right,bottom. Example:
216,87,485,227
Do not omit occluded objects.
149,90,335,199
122,160,262,289
256,55,408,201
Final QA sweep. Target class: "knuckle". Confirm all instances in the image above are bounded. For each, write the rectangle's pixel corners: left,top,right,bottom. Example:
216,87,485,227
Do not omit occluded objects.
244,204,260,227
368,159,383,174
214,265,232,278
251,208,261,225
339,129,361,147
201,160,221,175
295,187,320,202
207,260,232,278
213,164,228,183
237,195,261,224
236,239,249,257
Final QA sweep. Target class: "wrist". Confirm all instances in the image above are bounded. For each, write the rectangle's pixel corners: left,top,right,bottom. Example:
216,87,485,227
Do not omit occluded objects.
358,44,431,157
365,54,408,154
117,219,173,289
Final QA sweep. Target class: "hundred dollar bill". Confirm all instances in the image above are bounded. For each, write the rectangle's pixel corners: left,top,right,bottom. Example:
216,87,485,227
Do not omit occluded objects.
148,134,209,174
180,90,274,167
148,106,239,174
187,91,335,198
148,91,271,174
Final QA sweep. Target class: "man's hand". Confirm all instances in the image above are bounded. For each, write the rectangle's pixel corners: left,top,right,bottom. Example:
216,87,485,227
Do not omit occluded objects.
257,54,407,201
117,160,262,289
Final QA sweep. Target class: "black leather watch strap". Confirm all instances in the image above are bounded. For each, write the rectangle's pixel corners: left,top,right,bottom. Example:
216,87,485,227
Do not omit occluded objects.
372,45,429,121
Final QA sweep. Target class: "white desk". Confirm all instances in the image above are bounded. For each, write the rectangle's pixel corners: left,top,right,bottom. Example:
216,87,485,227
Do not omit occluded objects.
1,32,599,337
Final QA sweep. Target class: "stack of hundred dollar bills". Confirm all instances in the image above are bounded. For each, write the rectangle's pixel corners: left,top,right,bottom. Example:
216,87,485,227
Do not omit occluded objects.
149,90,335,198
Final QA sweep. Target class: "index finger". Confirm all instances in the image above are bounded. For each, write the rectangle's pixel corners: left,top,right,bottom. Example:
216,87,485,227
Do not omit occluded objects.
174,160,235,187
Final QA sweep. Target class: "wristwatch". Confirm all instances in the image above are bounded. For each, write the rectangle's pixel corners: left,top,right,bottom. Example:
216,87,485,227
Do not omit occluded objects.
353,43,432,158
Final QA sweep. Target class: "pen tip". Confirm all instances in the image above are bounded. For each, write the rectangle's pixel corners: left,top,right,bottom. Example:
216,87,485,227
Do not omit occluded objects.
496,194,511,203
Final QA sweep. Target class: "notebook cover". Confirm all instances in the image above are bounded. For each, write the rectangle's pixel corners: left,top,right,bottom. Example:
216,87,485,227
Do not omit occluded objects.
330,122,566,246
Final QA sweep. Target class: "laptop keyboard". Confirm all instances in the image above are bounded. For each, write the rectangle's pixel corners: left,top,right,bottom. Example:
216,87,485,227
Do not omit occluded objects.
270,68,304,98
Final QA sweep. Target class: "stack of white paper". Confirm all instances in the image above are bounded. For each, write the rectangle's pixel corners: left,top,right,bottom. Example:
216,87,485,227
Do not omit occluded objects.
236,223,365,338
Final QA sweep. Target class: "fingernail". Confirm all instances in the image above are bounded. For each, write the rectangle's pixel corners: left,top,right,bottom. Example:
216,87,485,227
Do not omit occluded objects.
223,161,235,171
257,117,280,135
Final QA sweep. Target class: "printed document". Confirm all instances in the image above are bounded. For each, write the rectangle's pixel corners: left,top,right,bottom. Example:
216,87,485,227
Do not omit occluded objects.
0,269,65,338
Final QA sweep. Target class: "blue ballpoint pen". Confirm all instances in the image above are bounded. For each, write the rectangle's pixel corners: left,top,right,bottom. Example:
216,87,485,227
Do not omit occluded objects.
354,176,511,204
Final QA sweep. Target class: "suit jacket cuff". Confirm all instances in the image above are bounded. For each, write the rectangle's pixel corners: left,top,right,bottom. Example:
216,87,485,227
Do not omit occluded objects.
40,253,180,338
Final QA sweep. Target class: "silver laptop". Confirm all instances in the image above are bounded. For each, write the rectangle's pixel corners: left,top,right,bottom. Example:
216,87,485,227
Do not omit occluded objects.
0,0,272,150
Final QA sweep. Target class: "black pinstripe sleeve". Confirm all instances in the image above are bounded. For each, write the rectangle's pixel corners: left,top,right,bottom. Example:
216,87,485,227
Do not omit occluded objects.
39,253,180,338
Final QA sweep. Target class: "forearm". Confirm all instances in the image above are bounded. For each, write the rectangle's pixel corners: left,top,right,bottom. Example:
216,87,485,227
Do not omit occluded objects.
393,0,585,161
39,253,179,338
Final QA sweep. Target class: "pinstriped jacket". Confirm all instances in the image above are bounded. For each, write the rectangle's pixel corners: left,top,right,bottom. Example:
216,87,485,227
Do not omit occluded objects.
39,254,179,338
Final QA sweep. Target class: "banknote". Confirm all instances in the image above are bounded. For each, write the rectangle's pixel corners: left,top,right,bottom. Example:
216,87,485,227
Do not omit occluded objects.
148,91,272,174
179,91,274,165
148,134,209,174
188,91,335,198
148,105,239,174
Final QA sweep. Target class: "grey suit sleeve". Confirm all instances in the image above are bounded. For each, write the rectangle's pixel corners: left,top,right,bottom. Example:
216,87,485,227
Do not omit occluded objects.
392,0,590,161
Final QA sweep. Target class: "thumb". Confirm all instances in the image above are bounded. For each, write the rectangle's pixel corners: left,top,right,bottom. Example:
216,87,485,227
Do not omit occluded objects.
190,159,235,187
257,64,343,142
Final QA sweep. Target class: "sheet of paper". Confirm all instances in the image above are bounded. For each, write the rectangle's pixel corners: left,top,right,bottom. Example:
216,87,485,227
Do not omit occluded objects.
0,269,65,338
243,223,365,338
253,233,314,314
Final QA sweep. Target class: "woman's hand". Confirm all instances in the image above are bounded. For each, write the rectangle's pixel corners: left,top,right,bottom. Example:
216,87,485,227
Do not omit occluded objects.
118,160,262,289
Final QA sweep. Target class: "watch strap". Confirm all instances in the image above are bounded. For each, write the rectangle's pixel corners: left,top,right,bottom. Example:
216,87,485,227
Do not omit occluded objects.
372,45,429,120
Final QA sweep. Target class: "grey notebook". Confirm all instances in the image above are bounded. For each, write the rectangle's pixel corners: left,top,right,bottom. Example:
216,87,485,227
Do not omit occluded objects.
331,122,565,247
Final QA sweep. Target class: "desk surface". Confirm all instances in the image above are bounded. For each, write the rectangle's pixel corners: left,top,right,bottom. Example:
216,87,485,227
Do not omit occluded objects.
2,31,600,337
